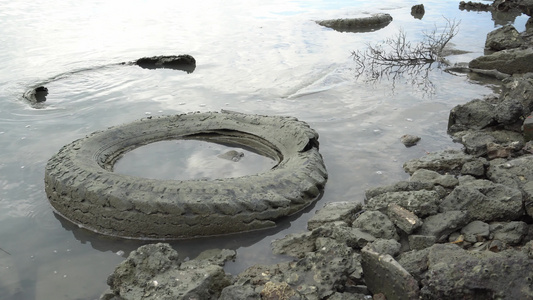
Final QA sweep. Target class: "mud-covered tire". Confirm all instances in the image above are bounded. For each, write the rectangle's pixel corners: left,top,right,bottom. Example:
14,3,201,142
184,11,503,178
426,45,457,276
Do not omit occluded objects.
44,111,328,239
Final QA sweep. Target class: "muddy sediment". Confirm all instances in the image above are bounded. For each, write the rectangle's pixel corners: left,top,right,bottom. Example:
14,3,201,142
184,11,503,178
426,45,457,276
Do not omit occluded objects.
101,2,533,299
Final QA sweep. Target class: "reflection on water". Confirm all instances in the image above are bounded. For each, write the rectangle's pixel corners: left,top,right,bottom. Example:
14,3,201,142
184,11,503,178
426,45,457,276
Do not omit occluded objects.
114,139,278,180
0,0,530,299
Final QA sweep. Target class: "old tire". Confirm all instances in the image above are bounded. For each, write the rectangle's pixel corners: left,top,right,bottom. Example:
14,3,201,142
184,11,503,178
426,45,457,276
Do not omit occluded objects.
44,111,328,239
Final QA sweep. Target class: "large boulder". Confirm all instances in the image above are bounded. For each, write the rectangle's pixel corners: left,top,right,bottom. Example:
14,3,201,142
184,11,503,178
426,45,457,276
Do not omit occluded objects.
485,25,524,51
448,98,496,133
469,48,533,75
420,244,533,299
488,155,533,217
439,180,524,221
101,243,233,300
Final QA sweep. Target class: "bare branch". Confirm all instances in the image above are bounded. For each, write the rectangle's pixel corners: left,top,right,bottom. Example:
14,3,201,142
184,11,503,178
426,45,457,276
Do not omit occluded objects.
351,17,460,94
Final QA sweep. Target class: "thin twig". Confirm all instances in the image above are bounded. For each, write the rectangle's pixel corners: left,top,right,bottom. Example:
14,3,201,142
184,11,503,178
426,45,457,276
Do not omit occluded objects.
0,247,11,255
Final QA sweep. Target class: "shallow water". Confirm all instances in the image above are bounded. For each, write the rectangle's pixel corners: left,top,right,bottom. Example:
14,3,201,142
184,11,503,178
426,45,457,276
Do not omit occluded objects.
0,0,529,299
114,139,277,180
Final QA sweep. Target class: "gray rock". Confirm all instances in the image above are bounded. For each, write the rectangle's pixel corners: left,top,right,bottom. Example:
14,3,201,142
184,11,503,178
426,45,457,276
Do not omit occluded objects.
469,48,533,75
455,130,524,158
366,190,440,218
102,243,232,300
416,211,470,242
219,285,259,300
421,244,533,299
313,222,376,249
461,220,490,243
327,292,368,300
397,248,431,282
490,221,528,245
271,231,315,258
217,150,244,162
495,98,525,125
460,158,487,177
274,238,358,299
409,169,458,188
501,76,533,115
411,4,425,19
400,134,421,147
403,149,475,175
487,155,533,218
135,55,196,73
194,248,236,266
352,210,399,241
459,130,496,156
408,235,436,250
485,25,524,51
448,99,496,133
316,13,393,33
521,240,533,259
364,181,433,200
307,201,362,231
386,203,422,234
440,181,523,221
361,247,419,300
366,239,402,257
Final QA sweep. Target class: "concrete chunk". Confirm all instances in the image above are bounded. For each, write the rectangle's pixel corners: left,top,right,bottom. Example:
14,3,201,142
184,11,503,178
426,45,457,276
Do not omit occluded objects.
387,203,423,234
361,247,419,300
308,202,362,230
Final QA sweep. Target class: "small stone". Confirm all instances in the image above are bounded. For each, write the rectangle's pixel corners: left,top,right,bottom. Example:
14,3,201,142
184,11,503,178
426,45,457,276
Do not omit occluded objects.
490,221,528,245
411,4,425,19
461,220,490,243
401,134,421,147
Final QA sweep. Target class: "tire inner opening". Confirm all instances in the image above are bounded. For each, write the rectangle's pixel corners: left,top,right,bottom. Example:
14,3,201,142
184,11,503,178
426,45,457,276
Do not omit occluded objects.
113,138,279,181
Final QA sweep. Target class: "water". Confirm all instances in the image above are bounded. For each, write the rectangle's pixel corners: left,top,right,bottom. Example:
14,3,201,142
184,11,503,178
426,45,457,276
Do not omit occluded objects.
114,139,278,180
0,0,529,299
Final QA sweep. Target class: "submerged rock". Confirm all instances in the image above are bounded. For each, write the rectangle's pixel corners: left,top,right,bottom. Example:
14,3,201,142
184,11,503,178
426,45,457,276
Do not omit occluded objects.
135,54,196,73
411,4,425,19
485,24,524,51
23,86,48,103
400,134,421,147
316,13,393,33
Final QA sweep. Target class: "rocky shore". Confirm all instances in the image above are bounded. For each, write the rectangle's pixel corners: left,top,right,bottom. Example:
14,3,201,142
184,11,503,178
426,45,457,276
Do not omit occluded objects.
101,2,533,299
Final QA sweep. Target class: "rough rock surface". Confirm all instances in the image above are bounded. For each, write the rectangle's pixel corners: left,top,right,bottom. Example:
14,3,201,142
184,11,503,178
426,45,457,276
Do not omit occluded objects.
316,13,393,33
440,180,524,221
470,48,533,74
101,243,234,300
486,24,524,50
403,149,475,174
421,244,533,299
